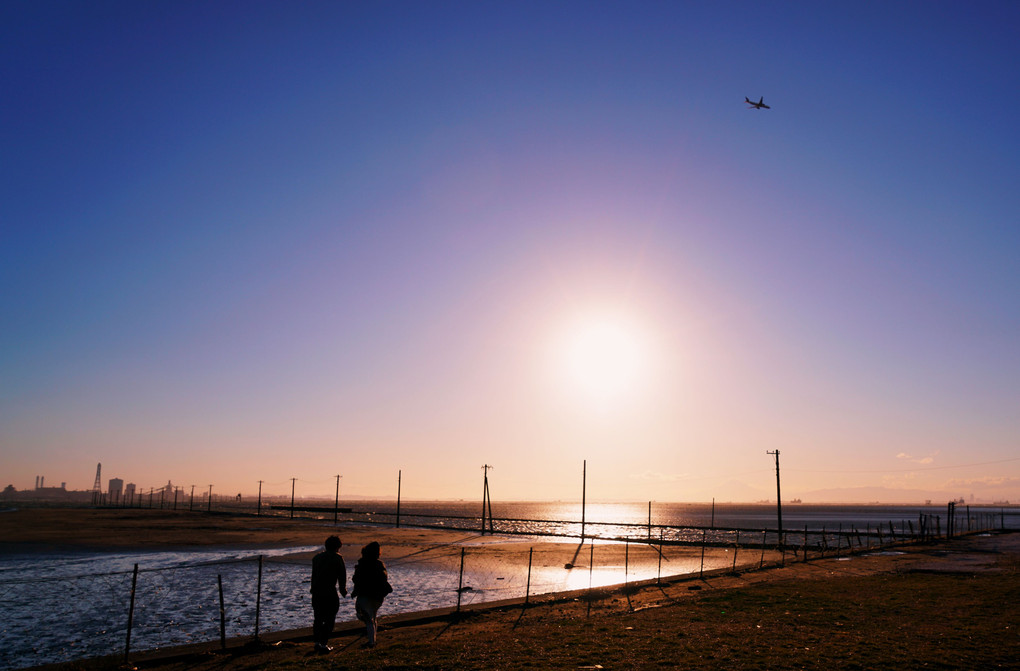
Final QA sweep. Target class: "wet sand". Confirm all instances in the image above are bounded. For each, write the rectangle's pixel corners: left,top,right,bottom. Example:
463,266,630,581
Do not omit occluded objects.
0,507,691,573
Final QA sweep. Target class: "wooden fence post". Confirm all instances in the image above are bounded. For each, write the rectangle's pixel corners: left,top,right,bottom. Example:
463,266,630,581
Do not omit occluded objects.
625,540,629,587
456,548,465,613
254,555,264,641
218,574,227,649
732,530,739,572
657,529,664,585
124,564,139,664
525,547,533,605
699,529,707,579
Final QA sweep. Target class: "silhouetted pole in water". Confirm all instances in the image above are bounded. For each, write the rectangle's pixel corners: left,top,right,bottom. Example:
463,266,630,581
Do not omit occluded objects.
481,464,494,534
657,529,664,584
525,547,533,605
581,460,587,540
124,563,139,663
290,478,296,519
396,470,402,528
699,529,707,579
625,540,629,587
254,555,264,640
586,541,594,618
767,450,783,546
334,474,341,524
647,501,652,539
486,470,493,533
217,574,227,649
456,548,466,612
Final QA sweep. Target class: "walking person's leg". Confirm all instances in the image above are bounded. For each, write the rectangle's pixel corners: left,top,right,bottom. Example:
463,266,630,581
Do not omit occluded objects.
356,596,382,647
312,594,339,651
366,612,377,646
312,596,326,648
324,598,339,648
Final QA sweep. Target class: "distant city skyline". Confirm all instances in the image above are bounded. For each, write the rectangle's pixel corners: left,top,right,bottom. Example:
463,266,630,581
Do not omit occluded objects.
7,456,1017,505
3,3,1018,504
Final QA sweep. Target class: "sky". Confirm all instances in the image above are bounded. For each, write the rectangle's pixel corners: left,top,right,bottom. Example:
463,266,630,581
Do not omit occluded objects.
3,1,1019,504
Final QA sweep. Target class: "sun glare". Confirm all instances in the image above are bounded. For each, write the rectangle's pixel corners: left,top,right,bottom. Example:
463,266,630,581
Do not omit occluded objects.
554,311,652,411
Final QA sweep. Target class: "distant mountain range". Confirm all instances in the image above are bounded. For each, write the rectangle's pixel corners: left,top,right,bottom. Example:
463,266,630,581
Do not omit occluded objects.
793,485,978,505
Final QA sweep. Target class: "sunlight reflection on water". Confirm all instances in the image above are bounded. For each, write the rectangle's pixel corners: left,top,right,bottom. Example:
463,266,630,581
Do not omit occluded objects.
0,540,685,670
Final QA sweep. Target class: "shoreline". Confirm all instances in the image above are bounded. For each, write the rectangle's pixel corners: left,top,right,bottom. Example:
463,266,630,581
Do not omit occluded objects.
0,508,707,570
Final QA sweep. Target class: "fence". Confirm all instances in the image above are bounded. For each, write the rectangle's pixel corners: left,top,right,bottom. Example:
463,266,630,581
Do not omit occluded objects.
0,509,1002,671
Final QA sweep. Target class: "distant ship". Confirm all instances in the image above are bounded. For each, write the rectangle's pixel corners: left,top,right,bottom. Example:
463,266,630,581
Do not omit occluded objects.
789,498,802,504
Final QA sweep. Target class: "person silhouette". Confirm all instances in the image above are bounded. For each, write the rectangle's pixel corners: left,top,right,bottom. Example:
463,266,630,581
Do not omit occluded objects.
310,535,347,653
351,541,392,648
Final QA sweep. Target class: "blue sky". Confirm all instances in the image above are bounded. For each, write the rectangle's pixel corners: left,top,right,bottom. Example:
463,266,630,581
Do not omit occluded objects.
2,1,1018,503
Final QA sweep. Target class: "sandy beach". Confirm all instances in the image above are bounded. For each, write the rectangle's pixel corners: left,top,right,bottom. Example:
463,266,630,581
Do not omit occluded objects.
0,506,715,574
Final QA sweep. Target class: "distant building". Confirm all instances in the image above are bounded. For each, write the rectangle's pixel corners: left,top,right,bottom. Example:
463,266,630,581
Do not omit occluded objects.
32,476,67,496
125,483,136,502
109,478,124,503
2,484,89,503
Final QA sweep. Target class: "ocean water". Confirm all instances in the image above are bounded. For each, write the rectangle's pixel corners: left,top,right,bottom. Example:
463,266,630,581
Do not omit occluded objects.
0,537,676,670
274,500,1017,541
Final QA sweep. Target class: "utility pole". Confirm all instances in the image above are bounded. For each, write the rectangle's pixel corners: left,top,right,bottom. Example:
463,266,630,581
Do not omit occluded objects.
190,485,195,512
581,460,587,540
257,480,263,516
396,470,402,528
334,474,341,524
481,465,493,534
207,484,213,512
290,478,297,519
767,450,782,546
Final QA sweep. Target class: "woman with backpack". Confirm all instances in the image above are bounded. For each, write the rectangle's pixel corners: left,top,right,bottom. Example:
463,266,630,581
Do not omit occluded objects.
351,541,392,647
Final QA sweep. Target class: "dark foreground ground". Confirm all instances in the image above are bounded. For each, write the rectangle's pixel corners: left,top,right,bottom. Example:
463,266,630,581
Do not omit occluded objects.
25,525,1020,671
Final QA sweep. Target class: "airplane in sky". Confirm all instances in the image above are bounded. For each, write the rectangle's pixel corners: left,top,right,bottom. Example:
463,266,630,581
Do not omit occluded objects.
745,96,771,110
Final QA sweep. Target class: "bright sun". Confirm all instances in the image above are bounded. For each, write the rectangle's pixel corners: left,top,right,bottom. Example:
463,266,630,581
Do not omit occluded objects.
554,311,652,410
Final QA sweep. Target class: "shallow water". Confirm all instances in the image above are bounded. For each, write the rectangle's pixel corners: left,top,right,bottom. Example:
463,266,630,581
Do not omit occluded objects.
0,538,686,671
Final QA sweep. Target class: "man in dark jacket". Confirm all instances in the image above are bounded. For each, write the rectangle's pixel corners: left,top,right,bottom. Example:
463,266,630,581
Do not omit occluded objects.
310,535,347,652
